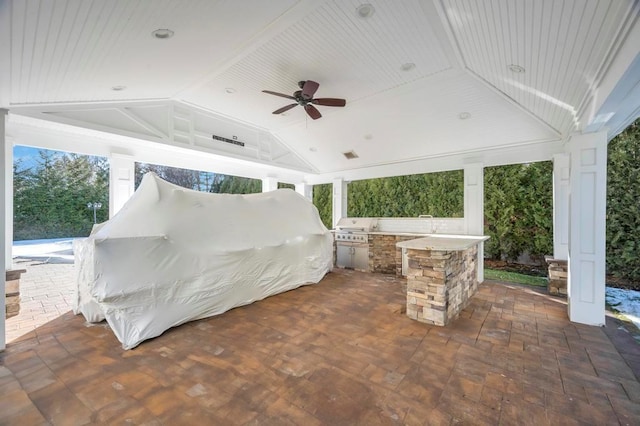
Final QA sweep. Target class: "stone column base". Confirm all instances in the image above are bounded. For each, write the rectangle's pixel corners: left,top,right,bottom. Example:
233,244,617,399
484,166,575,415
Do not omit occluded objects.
5,269,26,319
545,256,567,297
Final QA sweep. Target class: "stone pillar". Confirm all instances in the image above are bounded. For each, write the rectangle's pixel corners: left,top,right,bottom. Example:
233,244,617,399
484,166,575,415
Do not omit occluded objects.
5,268,25,319
332,178,348,229
464,163,484,282
553,154,570,260
109,154,135,218
295,183,313,201
567,131,607,326
545,256,568,296
405,246,479,325
262,177,278,192
1,109,7,351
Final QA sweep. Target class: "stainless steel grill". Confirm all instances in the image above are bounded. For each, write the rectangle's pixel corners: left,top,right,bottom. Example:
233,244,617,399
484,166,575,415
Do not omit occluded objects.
334,218,378,270
336,217,378,233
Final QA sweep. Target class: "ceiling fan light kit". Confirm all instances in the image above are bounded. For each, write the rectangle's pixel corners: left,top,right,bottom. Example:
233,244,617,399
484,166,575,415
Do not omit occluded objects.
262,80,346,120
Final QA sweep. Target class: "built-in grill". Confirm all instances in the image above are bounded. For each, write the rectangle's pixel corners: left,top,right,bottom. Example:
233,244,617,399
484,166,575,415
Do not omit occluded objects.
334,218,378,270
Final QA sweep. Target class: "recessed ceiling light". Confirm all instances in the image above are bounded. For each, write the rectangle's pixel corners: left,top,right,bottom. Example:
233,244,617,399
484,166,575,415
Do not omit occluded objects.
400,63,415,72
364,134,373,140
152,29,174,39
111,85,127,91
224,87,236,94
508,64,525,73
309,147,317,152
356,3,375,19
458,112,471,120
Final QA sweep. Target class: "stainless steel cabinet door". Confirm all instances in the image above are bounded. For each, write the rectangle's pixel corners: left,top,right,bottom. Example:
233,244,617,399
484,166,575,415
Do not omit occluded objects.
353,246,369,271
336,244,353,268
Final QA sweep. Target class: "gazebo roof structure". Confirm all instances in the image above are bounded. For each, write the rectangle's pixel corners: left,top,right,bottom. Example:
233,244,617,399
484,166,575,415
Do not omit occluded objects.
1,0,638,183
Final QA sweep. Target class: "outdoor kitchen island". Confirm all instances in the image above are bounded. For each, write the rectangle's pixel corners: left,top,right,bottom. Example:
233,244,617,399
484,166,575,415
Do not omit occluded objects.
396,235,489,326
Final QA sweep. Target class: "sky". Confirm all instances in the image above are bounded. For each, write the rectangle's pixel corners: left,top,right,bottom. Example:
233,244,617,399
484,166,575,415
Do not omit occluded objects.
14,145,50,171
13,145,109,172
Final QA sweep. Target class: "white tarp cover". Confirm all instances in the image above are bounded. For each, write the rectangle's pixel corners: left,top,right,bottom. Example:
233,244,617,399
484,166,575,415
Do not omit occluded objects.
74,173,333,349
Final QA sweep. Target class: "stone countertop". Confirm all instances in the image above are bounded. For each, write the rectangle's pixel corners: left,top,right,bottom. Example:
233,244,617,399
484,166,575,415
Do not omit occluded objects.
330,230,429,237
367,231,430,237
396,235,489,251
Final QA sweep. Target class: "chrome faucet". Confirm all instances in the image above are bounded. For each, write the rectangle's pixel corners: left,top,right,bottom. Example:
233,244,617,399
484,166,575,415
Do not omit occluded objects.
418,215,435,233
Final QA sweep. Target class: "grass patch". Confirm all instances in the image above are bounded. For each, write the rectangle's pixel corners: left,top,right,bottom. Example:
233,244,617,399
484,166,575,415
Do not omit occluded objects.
485,269,547,287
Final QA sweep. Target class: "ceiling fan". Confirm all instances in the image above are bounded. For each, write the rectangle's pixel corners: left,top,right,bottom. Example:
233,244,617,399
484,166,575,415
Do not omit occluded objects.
262,80,346,120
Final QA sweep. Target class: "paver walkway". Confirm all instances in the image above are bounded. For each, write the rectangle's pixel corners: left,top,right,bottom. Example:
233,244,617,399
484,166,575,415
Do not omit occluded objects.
6,260,75,343
1,268,639,424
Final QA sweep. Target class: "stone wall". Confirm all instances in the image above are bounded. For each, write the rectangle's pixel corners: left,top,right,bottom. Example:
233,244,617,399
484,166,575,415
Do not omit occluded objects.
406,246,478,326
368,234,418,275
5,269,26,319
545,257,567,297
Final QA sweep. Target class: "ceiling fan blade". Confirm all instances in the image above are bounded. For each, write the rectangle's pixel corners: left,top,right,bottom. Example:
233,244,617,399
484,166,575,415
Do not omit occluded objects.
301,80,319,99
305,104,322,120
312,98,346,107
272,104,298,115
262,90,296,100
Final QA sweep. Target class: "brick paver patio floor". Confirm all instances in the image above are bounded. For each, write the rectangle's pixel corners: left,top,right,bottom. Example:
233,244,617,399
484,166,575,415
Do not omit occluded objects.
5,260,75,344
1,267,639,424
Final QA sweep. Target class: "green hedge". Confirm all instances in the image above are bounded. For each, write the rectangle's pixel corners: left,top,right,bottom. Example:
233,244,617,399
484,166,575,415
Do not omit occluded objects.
607,119,640,281
484,162,553,263
314,164,553,264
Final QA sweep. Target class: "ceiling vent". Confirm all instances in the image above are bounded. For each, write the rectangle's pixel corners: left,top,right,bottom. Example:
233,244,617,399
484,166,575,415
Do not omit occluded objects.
343,150,359,160
212,134,244,147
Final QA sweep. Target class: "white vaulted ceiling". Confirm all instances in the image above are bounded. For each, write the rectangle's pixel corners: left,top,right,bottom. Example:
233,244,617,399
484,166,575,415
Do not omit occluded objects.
2,0,639,183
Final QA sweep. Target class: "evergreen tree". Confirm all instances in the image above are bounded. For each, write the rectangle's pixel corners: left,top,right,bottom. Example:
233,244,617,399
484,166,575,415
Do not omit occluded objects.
13,150,109,239
607,118,640,280
312,184,332,229
483,162,553,263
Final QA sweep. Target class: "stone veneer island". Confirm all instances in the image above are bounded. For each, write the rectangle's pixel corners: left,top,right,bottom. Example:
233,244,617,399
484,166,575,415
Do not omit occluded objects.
396,235,489,326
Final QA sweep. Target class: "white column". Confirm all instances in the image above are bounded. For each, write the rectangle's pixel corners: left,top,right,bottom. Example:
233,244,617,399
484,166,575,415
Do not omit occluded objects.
3,111,11,268
464,163,484,282
332,178,348,229
295,183,313,200
567,131,607,326
109,154,135,218
552,154,570,260
262,177,278,192
1,109,8,351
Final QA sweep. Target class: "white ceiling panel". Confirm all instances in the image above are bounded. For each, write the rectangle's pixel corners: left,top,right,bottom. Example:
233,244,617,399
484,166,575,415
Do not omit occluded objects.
275,71,559,173
442,0,636,137
10,0,300,104
3,0,639,181
180,0,452,129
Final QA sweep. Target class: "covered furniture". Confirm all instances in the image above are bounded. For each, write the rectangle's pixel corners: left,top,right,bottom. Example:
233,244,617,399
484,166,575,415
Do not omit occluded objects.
74,173,333,349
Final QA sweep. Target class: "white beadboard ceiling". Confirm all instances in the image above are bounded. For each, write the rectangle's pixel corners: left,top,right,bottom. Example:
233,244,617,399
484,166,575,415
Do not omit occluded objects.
3,0,639,181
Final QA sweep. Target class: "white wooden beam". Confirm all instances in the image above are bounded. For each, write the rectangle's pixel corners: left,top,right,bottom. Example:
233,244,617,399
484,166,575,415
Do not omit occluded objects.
332,178,348,229
1,108,8,351
464,163,484,282
295,183,312,201
567,131,607,326
109,154,135,218
552,153,570,260
262,177,278,192
117,107,168,140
